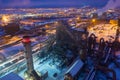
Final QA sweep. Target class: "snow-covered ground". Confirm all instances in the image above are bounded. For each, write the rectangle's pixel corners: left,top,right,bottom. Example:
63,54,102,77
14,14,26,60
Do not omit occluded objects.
0,35,48,60
88,23,118,42
0,35,50,77
0,43,23,58
17,56,66,80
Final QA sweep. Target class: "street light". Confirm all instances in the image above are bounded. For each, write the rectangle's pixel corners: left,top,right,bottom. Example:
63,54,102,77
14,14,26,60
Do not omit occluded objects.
91,19,97,26
92,19,96,23
76,17,80,20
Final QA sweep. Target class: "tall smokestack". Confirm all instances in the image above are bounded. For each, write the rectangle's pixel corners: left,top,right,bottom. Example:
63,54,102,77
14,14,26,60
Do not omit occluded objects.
22,36,34,74
22,36,41,80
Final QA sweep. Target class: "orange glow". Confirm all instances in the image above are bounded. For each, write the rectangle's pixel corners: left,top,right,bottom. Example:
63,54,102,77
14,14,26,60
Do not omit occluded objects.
2,15,10,25
91,19,96,23
109,20,118,25
76,17,80,20
45,25,50,29
88,24,118,42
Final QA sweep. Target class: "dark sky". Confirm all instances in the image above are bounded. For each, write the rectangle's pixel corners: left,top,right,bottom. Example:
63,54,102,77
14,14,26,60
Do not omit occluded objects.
0,0,110,8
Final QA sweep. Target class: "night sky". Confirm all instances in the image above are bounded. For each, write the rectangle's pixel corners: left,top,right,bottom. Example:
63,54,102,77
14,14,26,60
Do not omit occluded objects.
0,0,114,8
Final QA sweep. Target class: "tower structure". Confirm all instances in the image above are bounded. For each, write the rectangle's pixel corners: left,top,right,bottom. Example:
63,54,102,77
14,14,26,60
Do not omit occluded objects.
22,36,41,80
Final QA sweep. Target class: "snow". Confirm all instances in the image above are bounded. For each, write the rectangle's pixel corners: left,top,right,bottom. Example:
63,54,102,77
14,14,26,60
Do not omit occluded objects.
1,72,23,80
88,24,118,42
35,59,61,79
0,35,48,59
0,43,24,58
17,57,65,80
66,58,84,77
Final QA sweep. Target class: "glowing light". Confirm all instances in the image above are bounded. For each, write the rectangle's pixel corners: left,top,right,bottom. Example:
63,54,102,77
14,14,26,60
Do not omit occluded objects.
54,21,58,25
22,36,31,43
76,17,80,20
24,73,28,78
45,25,50,29
68,19,72,22
22,38,31,43
91,19,96,23
109,20,118,25
2,15,10,23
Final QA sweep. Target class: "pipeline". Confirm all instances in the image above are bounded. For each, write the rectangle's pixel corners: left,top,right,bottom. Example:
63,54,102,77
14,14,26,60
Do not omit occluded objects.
99,38,105,51
96,65,116,80
104,47,111,64
85,67,96,80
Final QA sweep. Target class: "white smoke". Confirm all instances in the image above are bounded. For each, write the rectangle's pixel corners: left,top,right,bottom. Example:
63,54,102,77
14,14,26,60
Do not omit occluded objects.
97,0,120,15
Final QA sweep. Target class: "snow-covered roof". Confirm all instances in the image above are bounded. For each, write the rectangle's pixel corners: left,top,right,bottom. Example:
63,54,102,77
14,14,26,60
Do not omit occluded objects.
66,58,84,77
1,72,23,80
0,43,24,58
